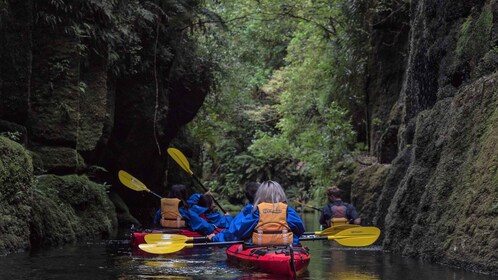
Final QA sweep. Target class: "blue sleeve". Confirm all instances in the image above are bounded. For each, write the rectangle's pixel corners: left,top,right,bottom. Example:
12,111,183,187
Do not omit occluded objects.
153,209,161,225
187,193,202,207
241,204,253,215
347,204,359,221
185,207,215,235
287,206,305,244
190,205,208,215
319,204,330,225
212,208,259,242
179,207,191,223
205,212,233,228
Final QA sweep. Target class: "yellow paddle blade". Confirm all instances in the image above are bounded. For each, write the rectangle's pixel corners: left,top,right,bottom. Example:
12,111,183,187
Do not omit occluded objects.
167,148,193,175
139,242,193,254
145,234,193,244
318,224,361,236
329,227,380,247
118,170,150,192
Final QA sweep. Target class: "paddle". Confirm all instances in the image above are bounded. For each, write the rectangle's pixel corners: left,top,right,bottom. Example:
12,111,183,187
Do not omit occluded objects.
139,240,244,254
139,227,381,254
144,233,208,244
299,226,380,247
118,170,162,199
142,224,361,243
293,200,322,212
167,147,227,214
303,224,360,236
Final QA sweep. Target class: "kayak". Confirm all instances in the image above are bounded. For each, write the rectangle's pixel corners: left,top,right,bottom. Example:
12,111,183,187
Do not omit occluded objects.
226,244,311,277
131,229,204,248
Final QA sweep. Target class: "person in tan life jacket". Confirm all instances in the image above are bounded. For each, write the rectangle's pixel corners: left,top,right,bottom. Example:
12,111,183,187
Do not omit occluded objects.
319,186,361,228
153,184,218,235
207,180,305,246
153,184,189,228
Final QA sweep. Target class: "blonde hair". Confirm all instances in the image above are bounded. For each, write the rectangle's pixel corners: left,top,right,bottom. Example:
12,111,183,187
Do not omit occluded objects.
253,180,287,209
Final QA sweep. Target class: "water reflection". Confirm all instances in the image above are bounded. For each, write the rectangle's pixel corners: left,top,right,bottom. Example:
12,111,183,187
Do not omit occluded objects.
0,212,495,279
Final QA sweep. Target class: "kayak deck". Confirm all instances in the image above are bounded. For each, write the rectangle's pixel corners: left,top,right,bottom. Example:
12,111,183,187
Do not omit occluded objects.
226,244,310,277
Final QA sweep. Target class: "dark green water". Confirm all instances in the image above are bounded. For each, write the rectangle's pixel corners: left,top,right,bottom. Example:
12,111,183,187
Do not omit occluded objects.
0,212,495,279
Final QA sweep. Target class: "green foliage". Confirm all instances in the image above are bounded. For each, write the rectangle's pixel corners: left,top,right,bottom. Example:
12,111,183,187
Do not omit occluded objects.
33,0,208,78
456,4,493,64
187,0,369,204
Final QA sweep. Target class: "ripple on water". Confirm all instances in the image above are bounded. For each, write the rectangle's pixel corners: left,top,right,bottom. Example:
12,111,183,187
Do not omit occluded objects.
120,247,245,279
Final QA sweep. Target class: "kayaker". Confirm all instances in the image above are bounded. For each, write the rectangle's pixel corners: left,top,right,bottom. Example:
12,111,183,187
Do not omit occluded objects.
207,180,305,246
152,185,218,235
319,186,361,228
206,181,259,236
239,181,260,217
190,192,233,228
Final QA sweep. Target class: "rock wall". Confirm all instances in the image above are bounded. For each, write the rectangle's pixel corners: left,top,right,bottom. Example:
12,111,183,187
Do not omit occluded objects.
0,1,211,253
353,0,498,274
0,137,33,255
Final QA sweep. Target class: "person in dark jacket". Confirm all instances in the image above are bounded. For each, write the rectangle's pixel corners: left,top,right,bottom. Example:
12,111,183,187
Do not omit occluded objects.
319,186,361,228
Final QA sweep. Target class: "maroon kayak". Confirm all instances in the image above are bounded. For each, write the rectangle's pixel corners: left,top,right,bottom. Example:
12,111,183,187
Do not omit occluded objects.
226,244,311,277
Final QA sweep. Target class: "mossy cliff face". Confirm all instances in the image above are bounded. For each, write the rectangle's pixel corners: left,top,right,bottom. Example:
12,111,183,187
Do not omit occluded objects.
0,1,211,227
375,74,498,274
0,137,33,255
0,136,117,255
352,0,498,274
30,175,117,247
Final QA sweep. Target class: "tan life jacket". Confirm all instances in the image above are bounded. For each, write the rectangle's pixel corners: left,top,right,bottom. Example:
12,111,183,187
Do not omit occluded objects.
160,198,186,228
329,203,348,226
252,202,293,246
330,217,349,226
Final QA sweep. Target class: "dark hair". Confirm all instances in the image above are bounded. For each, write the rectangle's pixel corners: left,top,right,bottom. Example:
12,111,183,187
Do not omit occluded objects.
167,184,188,208
198,193,214,212
326,186,343,198
245,181,260,204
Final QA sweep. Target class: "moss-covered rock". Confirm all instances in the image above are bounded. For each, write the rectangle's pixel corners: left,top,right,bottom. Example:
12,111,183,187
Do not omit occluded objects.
30,146,86,174
376,73,498,274
30,174,117,247
0,136,33,255
349,162,391,226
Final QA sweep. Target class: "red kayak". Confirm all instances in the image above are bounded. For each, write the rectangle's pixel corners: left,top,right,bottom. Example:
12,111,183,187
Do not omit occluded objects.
226,244,311,277
131,229,204,248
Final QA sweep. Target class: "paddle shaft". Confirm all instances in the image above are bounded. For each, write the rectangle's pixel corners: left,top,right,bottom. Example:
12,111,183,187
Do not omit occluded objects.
148,190,163,199
167,148,227,214
300,236,333,241
184,240,244,247
168,235,367,246
191,174,227,214
293,200,322,212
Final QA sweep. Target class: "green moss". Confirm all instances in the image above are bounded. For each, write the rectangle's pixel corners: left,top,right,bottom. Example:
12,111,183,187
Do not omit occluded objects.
0,136,34,255
456,15,473,57
31,174,117,247
456,5,493,65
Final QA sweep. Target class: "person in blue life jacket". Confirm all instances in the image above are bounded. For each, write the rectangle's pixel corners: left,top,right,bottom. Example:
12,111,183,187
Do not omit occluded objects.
189,192,233,229
239,181,260,217
206,181,260,241
153,185,217,235
207,180,305,246
319,186,361,228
